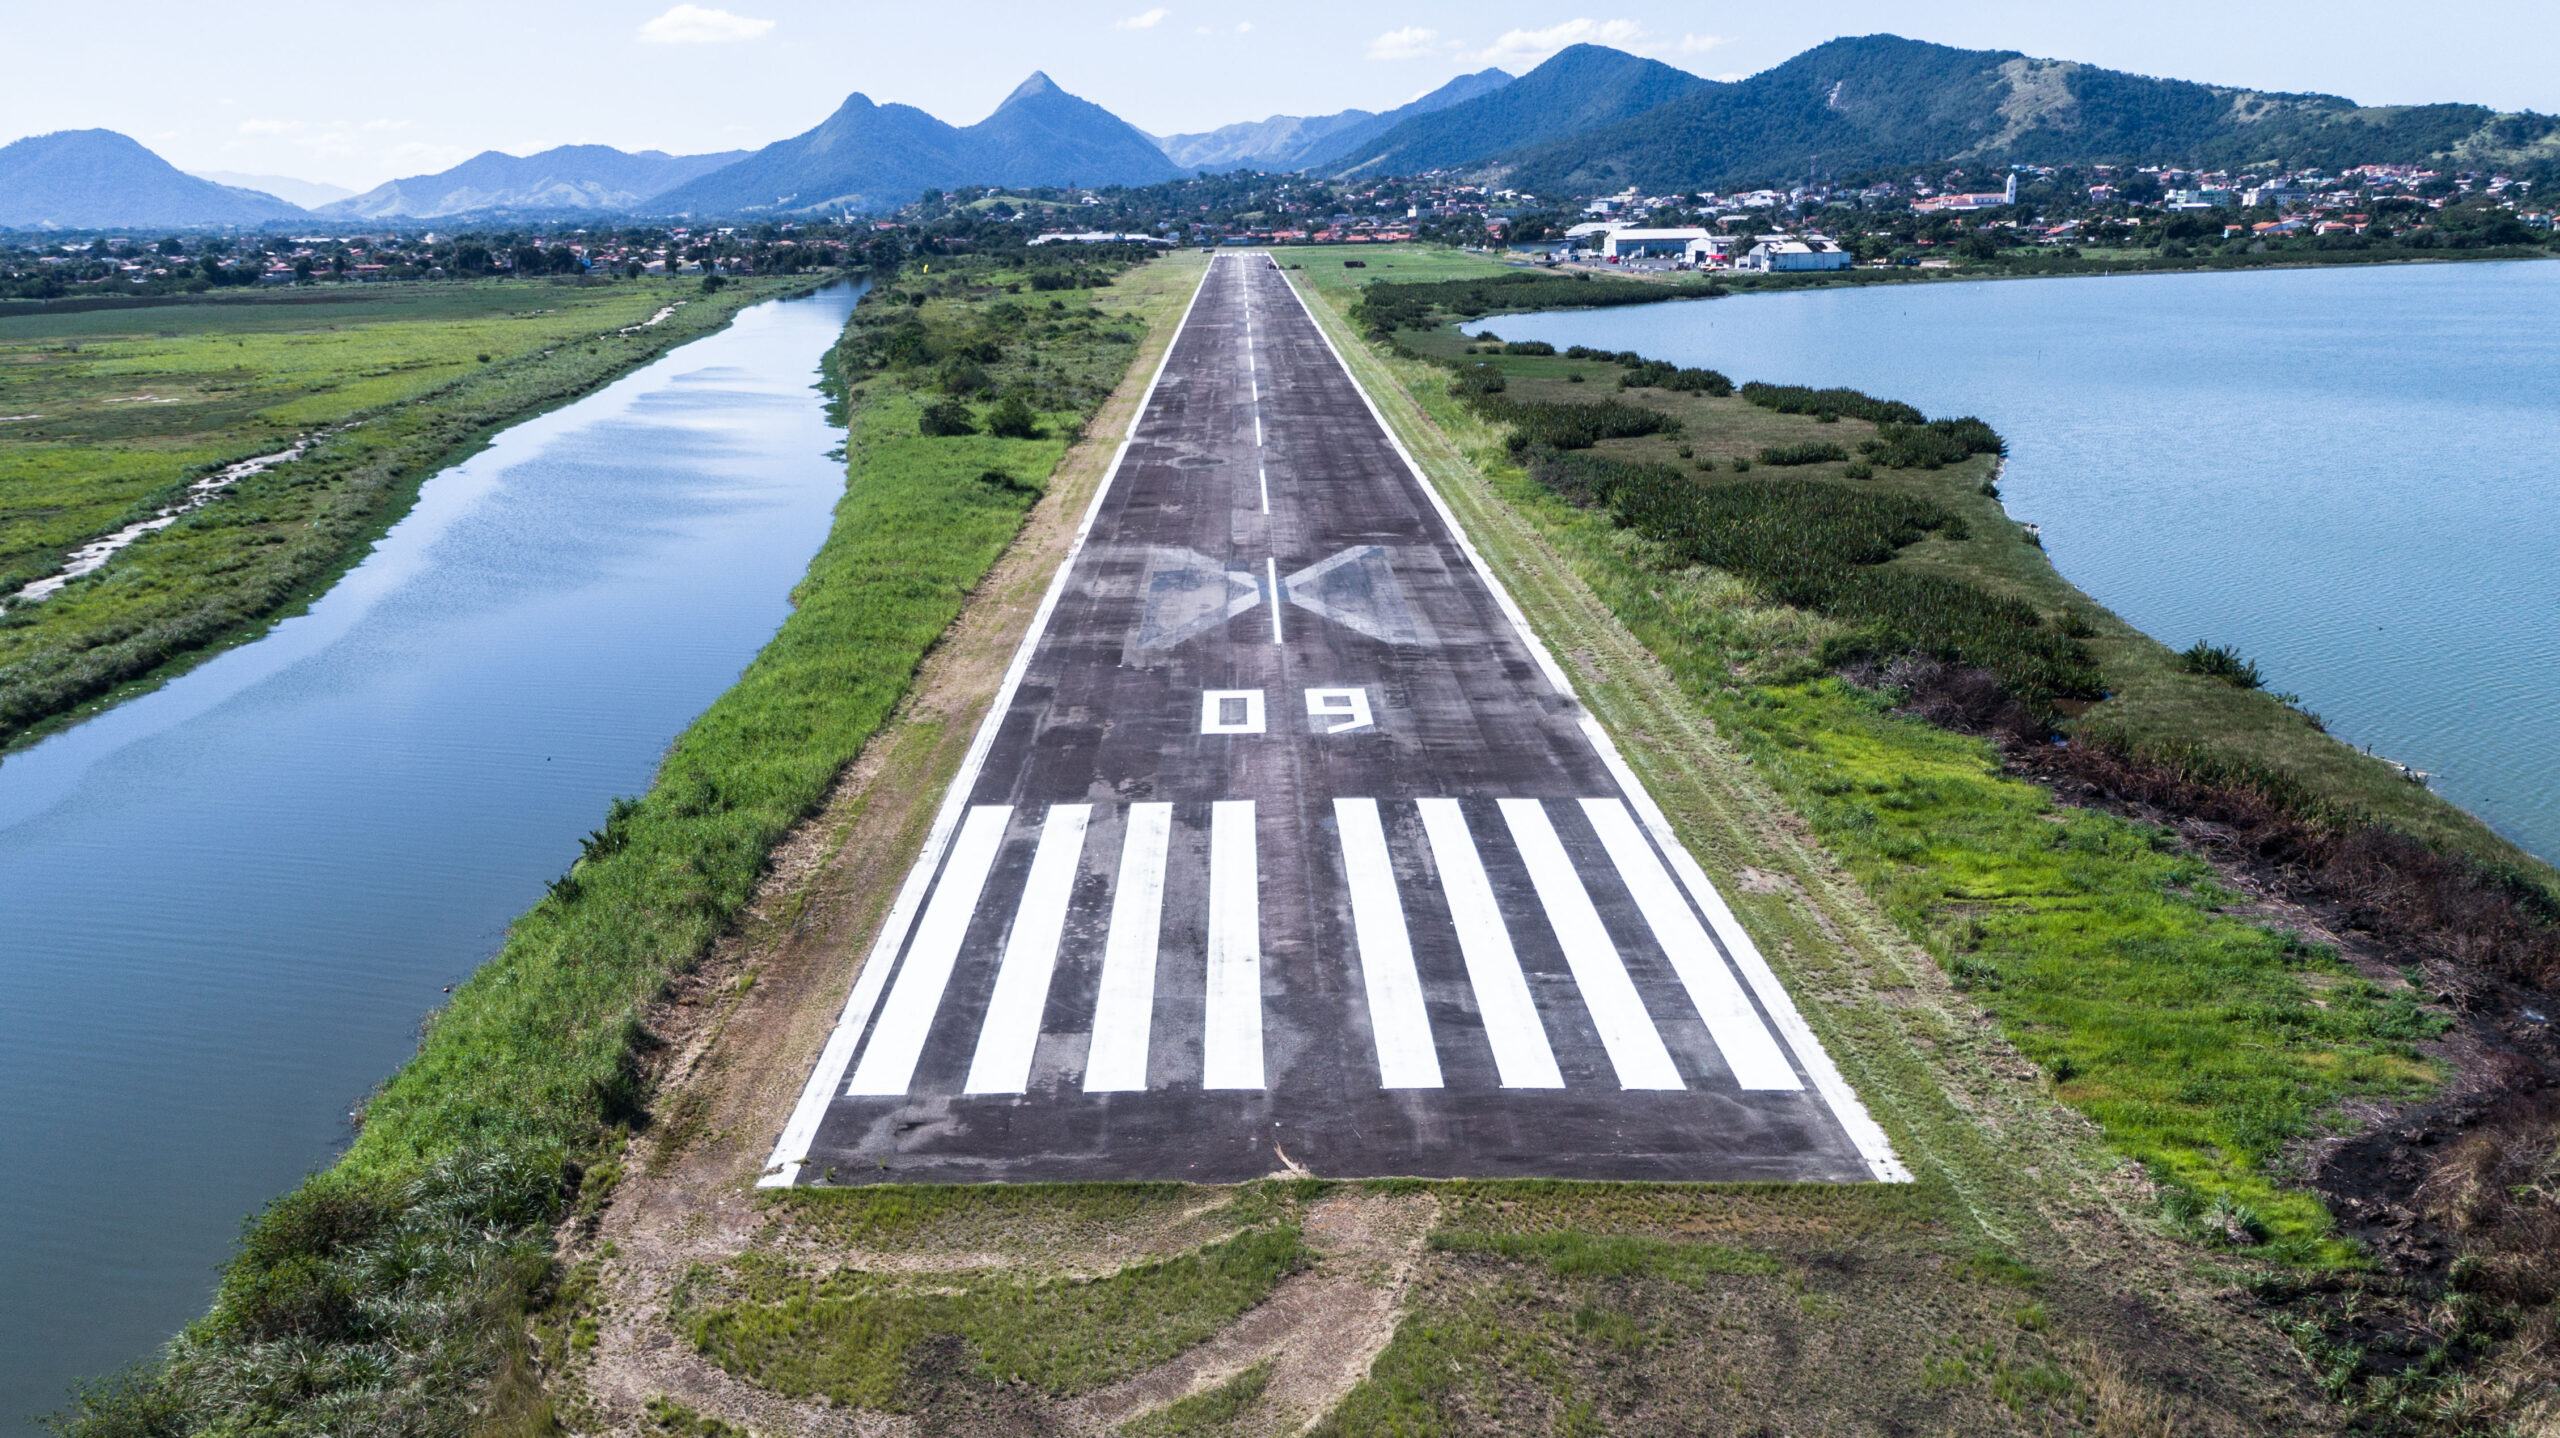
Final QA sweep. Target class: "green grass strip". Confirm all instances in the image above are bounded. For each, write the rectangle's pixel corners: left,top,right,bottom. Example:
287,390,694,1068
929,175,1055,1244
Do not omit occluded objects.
677,1226,1309,1409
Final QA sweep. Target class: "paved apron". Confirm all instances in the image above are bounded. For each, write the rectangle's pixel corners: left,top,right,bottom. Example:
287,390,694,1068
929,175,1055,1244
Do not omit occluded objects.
764,255,1904,1185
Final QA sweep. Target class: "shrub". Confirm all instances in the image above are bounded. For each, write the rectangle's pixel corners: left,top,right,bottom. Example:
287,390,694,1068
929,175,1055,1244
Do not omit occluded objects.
1502,340,1556,355
1522,451,2099,711
2180,641,2264,689
1619,359,1735,396
1449,364,1507,396
1463,396,1678,453
1741,382,1923,426
918,399,976,437
984,394,1040,439
1759,441,1850,466
1861,418,2005,470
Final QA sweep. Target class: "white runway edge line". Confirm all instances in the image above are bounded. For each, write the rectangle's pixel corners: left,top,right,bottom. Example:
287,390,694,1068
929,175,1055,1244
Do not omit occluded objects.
760,256,1221,1185
1085,802,1173,1092
1417,799,1565,1088
1204,799,1265,1089
963,804,1092,1094
1336,798,1444,1089
1274,259,1912,1181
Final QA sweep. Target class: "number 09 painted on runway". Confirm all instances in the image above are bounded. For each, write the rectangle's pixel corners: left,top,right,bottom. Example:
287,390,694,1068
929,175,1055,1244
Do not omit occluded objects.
1198,688,1374,735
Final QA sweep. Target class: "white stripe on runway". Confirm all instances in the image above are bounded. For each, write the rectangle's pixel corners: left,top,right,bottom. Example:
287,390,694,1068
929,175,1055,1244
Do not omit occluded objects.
1084,803,1171,1092
846,804,1014,1096
1335,799,1443,1089
1498,799,1685,1091
1416,799,1562,1088
1204,799,1264,1089
963,804,1092,1095
1580,798,1801,1091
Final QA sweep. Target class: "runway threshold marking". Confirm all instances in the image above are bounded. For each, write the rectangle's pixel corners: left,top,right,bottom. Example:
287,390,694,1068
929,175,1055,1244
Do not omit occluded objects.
1416,798,1566,1089
1204,799,1263,1090
1084,802,1172,1092
1336,798,1444,1090
843,804,1012,1096
760,254,1914,1186
962,803,1091,1095
1499,798,1687,1091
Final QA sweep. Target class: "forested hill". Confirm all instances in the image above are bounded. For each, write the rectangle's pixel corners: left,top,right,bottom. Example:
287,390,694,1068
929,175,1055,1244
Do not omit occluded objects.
1323,45,1710,180
1494,34,2560,192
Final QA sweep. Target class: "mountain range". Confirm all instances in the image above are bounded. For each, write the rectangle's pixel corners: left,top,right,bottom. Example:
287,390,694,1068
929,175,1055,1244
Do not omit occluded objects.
6,36,2556,230
1152,68,1512,173
1494,34,2560,193
0,130,307,228
1318,45,1708,180
188,170,355,210
319,145,750,220
649,72,1178,215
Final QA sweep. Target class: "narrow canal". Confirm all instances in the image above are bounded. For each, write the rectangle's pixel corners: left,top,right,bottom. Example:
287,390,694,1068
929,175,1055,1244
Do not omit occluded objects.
0,282,861,1428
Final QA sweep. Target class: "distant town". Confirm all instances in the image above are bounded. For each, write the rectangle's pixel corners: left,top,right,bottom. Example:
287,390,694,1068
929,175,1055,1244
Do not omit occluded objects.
0,156,2547,299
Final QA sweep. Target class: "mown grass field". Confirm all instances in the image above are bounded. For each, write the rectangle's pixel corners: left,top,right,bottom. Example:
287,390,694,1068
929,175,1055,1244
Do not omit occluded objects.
0,277,801,747
48,253,1202,1437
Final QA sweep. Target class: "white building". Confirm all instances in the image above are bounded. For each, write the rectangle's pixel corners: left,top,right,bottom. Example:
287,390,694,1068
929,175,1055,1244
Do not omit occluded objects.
1734,234,1852,273
1599,227,1711,259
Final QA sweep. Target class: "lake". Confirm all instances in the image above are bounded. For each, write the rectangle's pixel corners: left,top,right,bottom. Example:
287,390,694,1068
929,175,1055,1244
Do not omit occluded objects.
1476,260,2560,865
0,282,859,1429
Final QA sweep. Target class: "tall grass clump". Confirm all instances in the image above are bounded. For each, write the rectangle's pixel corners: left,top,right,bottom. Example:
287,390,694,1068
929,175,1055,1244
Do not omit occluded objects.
1468,396,1680,454
2179,640,2264,689
1529,450,2101,712
1618,358,1735,396
1740,382,1925,426
47,251,1168,1438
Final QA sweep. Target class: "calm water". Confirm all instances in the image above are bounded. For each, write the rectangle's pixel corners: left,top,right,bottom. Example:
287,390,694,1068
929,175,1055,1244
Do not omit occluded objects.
1479,261,2560,863
0,282,859,1427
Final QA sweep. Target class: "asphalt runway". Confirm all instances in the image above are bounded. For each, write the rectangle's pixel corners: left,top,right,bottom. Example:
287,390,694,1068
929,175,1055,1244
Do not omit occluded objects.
764,254,1905,1186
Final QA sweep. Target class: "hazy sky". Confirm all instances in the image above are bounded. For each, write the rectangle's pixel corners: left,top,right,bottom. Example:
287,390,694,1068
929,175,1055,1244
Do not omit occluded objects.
7,1,2556,190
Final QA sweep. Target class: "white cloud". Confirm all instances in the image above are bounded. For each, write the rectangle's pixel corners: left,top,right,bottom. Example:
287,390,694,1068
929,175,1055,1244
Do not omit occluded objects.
238,119,300,135
1676,33,1727,55
1366,25,1438,61
1115,7,1170,28
1468,18,1648,68
1235,20,1253,31
636,5,775,44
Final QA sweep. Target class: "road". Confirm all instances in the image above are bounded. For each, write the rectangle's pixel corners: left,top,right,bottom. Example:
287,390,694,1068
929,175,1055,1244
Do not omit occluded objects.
763,254,1903,1185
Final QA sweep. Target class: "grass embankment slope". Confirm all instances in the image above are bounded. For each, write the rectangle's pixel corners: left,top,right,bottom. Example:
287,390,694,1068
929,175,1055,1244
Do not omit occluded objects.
0,278,803,748
49,250,1199,1437
1292,246,2560,1430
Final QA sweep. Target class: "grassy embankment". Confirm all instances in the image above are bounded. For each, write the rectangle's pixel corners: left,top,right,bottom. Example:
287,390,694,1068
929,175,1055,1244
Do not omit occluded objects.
0,278,806,748
1285,246,2560,1429
49,250,1192,1437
